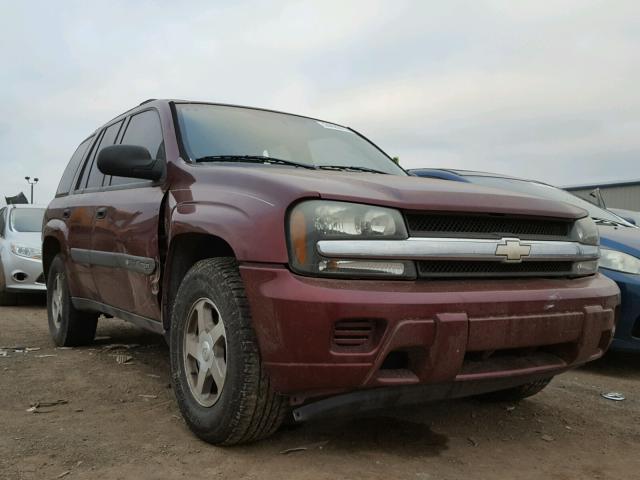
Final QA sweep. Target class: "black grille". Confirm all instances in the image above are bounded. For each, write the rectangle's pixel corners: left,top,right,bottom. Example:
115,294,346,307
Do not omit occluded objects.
417,261,574,278
406,213,571,239
35,273,45,284
332,319,376,349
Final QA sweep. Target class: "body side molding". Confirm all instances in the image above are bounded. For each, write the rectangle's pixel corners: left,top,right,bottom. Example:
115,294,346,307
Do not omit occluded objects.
70,248,156,275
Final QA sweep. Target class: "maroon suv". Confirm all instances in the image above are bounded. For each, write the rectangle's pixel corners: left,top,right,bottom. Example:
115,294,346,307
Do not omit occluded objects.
43,100,619,445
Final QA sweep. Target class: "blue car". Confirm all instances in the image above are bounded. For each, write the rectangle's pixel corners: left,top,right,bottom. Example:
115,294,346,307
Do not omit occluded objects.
410,168,640,352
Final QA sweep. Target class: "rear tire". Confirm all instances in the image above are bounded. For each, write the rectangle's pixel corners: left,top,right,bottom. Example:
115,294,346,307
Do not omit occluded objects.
170,257,287,445
47,254,98,346
477,378,552,402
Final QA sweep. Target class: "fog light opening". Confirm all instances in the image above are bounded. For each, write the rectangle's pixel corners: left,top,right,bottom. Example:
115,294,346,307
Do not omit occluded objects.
380,350,410,370
12,272,28,282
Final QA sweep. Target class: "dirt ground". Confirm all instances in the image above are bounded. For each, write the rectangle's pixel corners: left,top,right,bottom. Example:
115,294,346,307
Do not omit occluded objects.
1,303,639,480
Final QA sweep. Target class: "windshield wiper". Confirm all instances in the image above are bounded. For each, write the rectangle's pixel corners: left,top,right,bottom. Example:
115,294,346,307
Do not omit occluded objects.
195,155,317,170
318,165,389,174
592,217,628,227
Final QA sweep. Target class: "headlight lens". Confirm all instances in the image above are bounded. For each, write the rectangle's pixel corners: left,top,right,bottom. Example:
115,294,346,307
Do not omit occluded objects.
574,217,599,246
11,244,42,260
287,200,415,278
599,248,640,274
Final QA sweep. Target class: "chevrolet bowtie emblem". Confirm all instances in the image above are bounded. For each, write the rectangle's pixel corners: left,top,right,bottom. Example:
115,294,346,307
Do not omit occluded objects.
495,239,531,263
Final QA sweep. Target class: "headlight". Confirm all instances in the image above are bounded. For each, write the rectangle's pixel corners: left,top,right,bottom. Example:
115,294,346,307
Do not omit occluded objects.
574,217,599,246
599,248,640,274
11,244,42,260
287,200,415,278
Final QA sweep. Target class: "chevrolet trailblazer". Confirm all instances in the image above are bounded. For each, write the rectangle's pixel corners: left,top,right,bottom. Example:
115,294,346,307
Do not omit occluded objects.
43,100,619,444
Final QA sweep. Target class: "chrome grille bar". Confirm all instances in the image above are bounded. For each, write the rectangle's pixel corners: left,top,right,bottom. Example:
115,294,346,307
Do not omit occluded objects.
316,237,599,263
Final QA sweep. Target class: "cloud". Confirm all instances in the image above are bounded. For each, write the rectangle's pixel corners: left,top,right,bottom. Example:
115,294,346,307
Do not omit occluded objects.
0,0,639,204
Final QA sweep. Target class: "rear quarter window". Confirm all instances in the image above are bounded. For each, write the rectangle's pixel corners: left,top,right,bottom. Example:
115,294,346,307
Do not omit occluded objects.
85,121,124,189
56,136,94,196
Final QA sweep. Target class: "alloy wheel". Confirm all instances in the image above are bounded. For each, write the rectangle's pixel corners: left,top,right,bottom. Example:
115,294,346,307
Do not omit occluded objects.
51,274,64,329
183,298,227,407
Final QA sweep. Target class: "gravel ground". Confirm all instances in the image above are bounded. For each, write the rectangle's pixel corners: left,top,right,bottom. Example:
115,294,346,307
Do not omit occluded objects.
1,303,639,480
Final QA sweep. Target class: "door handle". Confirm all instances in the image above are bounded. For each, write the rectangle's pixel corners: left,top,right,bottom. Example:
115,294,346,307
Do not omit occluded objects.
95,207,108,220
62,208,71,219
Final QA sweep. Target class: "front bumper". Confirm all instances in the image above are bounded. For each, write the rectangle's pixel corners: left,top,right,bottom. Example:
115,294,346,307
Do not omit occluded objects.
601,268,640,352
240,265,620,399
2,255,46,292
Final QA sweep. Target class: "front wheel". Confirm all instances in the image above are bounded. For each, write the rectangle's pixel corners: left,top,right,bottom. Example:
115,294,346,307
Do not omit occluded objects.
170,257,287,445
0,264,18,306
47,254,98,346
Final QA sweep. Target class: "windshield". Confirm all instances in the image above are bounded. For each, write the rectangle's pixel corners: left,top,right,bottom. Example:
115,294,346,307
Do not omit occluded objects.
175,104,405,175
10,208,45,233
466,176,634,226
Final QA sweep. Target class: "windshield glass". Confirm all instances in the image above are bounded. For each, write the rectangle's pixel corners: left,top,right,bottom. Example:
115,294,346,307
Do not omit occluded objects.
466,176,634,226
10,208,45,232
176,104,405,175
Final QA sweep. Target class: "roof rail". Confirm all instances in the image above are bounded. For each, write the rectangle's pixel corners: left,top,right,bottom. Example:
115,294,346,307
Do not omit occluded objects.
139,98,157,106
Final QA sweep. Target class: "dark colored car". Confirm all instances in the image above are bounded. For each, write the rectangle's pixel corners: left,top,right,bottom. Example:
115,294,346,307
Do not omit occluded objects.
410,168,640,352
43,100,619,445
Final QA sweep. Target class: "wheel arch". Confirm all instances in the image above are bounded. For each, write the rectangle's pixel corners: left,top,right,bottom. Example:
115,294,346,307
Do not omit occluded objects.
162,232,236,331
42,218,70,280
42,235,62,279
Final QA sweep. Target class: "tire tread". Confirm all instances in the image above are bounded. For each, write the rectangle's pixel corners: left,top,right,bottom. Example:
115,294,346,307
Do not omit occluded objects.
47,255,98,347
172,257,286,445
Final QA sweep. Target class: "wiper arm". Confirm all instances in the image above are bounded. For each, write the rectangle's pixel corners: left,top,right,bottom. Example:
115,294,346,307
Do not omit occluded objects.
592,217,625,227
195,155,317,170
318,165,389,174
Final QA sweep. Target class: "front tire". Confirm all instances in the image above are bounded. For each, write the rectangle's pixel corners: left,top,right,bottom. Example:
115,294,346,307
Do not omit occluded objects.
0,264,18,306
170,257,287,445
47,254,98,346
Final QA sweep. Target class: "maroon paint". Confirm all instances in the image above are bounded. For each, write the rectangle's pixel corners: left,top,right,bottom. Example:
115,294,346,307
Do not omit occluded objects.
44,100,620,400
239,266,618,397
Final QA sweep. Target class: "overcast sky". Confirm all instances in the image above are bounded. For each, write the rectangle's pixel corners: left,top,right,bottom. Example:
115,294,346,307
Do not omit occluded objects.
1,0,638,204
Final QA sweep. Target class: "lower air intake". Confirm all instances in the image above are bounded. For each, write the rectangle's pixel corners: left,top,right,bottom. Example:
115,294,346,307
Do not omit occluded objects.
332,319,377,350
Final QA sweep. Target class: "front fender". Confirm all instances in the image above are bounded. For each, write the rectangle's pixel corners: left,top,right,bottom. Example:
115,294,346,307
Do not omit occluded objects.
168,194,289,263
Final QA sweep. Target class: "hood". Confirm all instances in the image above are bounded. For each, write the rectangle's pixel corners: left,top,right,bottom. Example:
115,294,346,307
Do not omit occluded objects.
599,225,640,256
187,164,587,219
5,231,42,247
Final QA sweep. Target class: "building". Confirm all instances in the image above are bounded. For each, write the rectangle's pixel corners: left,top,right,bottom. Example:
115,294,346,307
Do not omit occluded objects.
565,179,640,212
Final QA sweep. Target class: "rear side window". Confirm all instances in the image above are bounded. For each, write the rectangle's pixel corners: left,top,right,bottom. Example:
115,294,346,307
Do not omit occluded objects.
56,136,93,196
111,110,164,186
85,121,124,189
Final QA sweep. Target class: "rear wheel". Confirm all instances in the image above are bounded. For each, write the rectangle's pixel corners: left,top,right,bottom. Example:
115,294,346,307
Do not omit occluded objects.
47,254,98,346
478,378,552,402
170,257,287,445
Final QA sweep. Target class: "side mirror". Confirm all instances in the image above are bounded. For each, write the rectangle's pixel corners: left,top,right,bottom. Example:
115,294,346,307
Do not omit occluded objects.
97,145,164,181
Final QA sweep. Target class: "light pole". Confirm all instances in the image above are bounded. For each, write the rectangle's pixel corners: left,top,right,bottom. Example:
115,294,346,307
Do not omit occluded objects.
25,176,39,204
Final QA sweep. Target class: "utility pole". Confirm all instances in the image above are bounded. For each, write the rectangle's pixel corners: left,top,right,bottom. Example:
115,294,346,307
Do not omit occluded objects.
25,176,39,204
